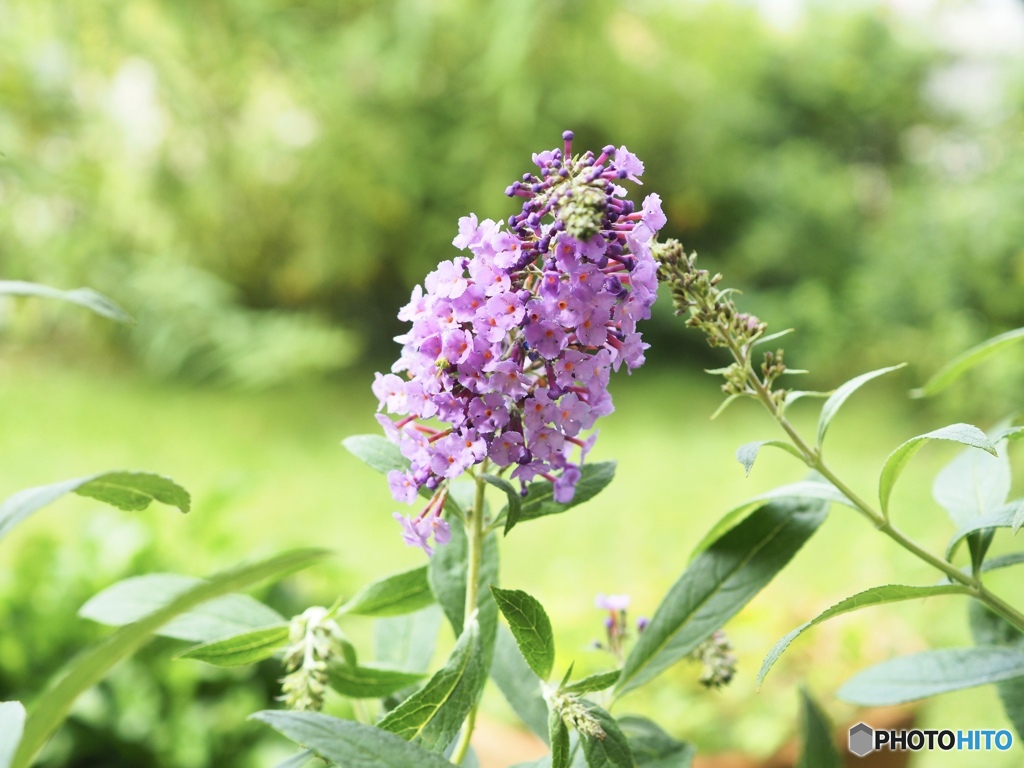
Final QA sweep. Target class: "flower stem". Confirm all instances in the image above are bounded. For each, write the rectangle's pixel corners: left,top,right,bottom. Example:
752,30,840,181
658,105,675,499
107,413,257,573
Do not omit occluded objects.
731,340,1024,635
451,463,488,764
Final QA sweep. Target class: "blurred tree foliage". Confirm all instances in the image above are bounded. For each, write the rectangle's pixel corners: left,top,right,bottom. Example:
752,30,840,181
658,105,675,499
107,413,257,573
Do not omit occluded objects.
1,0,1023,385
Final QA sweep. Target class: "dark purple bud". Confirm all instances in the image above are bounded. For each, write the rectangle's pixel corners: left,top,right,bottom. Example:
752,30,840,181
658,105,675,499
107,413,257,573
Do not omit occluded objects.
637,617,649,633
617,169,628,179
592,255,608,269
622,256,636,270
603,616,615,630
518,449,533,465
558,168,569,177
505,186,515,197
604,275,623,294
602,144,615,155
516,289,532,303
562,130,574,141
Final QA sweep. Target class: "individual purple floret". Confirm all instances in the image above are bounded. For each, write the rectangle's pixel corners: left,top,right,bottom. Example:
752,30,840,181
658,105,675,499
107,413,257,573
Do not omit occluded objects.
374,132,665,554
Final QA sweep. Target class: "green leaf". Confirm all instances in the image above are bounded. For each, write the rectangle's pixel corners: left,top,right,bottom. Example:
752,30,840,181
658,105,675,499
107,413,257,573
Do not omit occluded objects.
79,573,286,643
374,605,443,674
837,647,1024,706
617,715,694,767
878,423,996,518
933,433,1010,570
482,474,522,536
912,327,1024,398
490,625,549,743
251,710,454,768
757,584,969,688
491,587,555,680
979,552,1024,574
178,625,290,666
817,364,906,447
378,618,481,752
0,471,189,544
513,462,616,530
562,670,620,696
14,548,329,768
709,394,741,420
550,707,571,768
342,434,410,475
75,472,191,513
0,702,25,768
796,689,840,768
690,479,852,559
752,328,794,346
945,501,1022,560
0,280,131,322
339,566,434,617
428,521,499,680
969,602,1024,739
736,440,804,476
617,497,828,697
580,704,633,768
327,662,427,699
933,441,1010,527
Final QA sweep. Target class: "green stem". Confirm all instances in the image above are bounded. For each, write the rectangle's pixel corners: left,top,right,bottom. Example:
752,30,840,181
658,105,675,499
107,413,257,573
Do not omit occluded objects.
732,341,1024,635
450,465,488,765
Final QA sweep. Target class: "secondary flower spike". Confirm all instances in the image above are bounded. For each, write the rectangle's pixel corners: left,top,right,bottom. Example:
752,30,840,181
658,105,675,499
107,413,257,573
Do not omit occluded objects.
374,132,665,554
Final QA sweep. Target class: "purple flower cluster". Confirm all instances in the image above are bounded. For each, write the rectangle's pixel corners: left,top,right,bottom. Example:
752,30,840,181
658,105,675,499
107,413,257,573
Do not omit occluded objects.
375,132,665,554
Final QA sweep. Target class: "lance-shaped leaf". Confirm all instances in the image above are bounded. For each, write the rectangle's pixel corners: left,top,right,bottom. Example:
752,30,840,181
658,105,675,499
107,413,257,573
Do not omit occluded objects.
878,424,996,518
562,670,620,697
933,430,1010,570
0,471,190,544
178,625,290,666
339,566,434,617
491,587,555,680
617,715,695,767
550,707,571,768
14,549,329,768
757,584,969,688
736,440,804,477
342,435,410,475
482,474,522,535
617,497,828,697
945,501,1023,561
912,327,1024,398
969,602,1024,739
378,618,481,752
691,479,852,559
80,573,285,643
0,702,25,768
796,689,840,768
490,625,549,742
817,364,906,447
342,435,465,515
375,605,443,674
0,280,131,322
251,711,455,768
328,662,427,699
979,552,1024,575
837,647,1024,706
579,703,633,768
513,462,616,529
429,522,499,678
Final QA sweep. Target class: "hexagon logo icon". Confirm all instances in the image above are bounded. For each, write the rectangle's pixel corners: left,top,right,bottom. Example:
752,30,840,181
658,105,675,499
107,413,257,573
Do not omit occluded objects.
849,722,874,757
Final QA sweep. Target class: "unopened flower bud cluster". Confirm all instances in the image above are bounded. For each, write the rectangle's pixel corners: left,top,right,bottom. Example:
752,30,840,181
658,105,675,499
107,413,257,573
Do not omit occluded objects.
375,132,665,554
655,240,787,402
279,607,345,712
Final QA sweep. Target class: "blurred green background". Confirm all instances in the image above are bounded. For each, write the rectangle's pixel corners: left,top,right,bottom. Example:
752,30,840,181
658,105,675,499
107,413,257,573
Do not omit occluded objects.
2,0,1024,766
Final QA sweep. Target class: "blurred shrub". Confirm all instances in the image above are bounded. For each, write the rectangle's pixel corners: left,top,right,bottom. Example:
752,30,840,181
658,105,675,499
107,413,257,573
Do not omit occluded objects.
128,262,357,387
0,0,1021,386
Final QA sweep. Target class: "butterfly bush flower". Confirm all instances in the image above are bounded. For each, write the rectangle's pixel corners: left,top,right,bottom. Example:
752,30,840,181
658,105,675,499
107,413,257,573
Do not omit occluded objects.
375,132,665,554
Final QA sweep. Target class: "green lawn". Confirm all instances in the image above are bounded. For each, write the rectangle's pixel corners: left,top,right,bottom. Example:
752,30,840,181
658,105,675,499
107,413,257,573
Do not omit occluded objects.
1,356,1020,766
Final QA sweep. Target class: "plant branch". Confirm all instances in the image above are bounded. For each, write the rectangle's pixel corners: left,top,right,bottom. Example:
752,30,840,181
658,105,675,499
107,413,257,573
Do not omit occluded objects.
450,462,488,764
